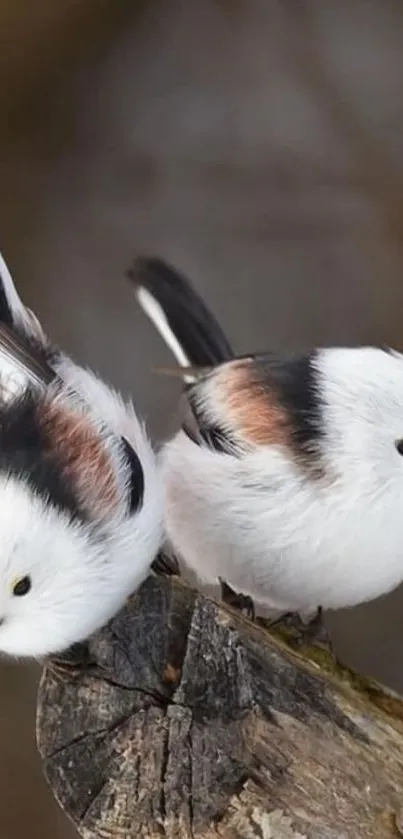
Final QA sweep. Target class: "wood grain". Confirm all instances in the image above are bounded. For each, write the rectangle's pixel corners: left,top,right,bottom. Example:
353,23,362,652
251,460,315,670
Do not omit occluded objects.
37,575,403,838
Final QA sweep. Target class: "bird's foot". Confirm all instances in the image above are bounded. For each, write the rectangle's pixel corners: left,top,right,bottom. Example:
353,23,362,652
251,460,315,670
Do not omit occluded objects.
268,606,334,656
152,549,180,578
44,641,91,680
219,578,255,621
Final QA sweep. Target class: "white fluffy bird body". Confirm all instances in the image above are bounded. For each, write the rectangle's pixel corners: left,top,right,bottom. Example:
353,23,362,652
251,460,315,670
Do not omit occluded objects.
131,258,403,616
0,254,163,658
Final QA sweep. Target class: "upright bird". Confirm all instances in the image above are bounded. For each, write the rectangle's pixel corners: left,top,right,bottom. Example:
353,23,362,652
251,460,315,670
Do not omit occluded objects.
130,255,403,634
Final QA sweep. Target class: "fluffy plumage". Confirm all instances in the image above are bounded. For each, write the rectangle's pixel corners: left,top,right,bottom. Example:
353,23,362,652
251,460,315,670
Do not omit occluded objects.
0,251,164,658
131,256,403,617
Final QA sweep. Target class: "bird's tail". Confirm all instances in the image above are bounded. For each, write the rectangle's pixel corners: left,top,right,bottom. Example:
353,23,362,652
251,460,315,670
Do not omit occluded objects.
128,257,233,381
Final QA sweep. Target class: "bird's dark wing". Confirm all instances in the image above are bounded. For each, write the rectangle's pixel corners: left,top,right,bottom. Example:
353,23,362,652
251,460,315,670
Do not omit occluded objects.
182,351,324,462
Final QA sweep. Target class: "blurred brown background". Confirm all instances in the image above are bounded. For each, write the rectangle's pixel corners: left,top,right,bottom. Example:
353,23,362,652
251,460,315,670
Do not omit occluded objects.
2,1,403,836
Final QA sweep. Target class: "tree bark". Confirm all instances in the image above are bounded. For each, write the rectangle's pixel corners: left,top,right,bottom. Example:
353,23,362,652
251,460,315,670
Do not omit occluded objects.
36,575,403,839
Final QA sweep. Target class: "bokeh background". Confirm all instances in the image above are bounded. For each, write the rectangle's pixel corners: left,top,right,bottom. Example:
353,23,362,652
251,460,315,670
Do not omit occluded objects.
2,1,403,836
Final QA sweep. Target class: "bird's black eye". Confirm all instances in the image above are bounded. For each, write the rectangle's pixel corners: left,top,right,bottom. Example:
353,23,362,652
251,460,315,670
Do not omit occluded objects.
12,576,32,597
396,440,403,456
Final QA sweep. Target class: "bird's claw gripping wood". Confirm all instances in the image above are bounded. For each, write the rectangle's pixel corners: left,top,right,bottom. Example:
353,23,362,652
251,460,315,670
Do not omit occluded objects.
151,550,180,578
219,577,256,620
37,574,403,839
267,605,335,658
45,554,180,680
44,641,93,680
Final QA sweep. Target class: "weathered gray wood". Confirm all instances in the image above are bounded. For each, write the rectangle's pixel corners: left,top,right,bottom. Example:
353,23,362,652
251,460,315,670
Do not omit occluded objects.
36,575,403,839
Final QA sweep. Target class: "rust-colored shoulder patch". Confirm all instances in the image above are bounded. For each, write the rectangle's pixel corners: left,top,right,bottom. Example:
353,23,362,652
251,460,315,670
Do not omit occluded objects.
39,401,120,518
214,360,290,448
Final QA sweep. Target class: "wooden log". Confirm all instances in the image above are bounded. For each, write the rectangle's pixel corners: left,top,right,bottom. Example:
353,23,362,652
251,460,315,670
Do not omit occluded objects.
36,574,403,839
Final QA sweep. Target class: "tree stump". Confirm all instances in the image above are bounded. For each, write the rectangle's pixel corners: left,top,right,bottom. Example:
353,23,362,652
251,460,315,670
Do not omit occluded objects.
36,575,403,839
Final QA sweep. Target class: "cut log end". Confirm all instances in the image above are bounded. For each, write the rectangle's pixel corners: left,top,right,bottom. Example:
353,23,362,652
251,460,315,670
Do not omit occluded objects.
36,575,403,839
